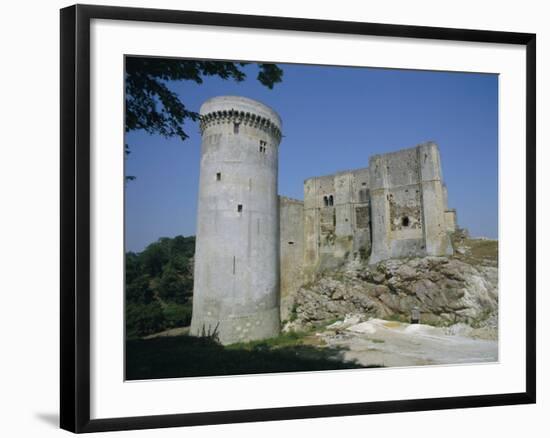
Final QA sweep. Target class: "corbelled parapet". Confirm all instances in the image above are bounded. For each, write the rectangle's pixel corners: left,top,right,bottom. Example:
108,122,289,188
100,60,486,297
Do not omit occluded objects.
199,95,282,143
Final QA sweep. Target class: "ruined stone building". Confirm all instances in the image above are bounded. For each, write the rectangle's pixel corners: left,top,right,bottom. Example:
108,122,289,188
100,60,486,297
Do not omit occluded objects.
191,96,457,344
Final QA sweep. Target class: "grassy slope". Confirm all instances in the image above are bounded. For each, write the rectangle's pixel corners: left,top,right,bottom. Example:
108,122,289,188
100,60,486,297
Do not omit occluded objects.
451,230,498,266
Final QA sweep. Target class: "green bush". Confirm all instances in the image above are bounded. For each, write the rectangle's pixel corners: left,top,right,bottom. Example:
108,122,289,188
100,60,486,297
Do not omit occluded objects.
163,302,193,328
158,264,193,304
126,302,166,339
126,274,155,304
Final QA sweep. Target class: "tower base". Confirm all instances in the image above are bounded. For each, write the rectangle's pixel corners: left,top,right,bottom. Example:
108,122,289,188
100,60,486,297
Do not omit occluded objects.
190,307,280,345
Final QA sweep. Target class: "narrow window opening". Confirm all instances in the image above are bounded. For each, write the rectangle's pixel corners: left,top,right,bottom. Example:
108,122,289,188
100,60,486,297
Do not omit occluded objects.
216,172,221,181
288,241,294,245
323,196,329,207
237,204,243,213
233,123,240,134
232,256,236,274
329,195,334,206
402,216,410,227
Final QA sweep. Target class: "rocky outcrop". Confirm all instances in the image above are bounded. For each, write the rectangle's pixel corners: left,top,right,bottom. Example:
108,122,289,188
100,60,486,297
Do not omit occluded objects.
287,254,498,330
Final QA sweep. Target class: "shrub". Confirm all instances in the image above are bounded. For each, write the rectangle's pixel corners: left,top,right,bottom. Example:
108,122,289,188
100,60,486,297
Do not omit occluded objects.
163,302,193,328
126,302,166,339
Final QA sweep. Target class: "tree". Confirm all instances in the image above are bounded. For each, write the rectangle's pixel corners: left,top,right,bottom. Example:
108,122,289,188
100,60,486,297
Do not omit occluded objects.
126,274,155,305
125,57,283,156
126,301,166,338
139,238,171,277
124,235,197,338
158,263,192,304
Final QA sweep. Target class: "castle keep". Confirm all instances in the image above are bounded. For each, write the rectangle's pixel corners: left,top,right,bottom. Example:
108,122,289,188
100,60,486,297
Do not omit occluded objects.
191,96,457,344
190,96,282,344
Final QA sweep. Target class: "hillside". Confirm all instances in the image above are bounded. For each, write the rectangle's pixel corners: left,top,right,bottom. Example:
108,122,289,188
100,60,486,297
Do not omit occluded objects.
125,235,195,339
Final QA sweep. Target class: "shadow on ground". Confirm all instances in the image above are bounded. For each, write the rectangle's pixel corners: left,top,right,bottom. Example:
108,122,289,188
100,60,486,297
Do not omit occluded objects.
35,413,58,429
126,335,373,380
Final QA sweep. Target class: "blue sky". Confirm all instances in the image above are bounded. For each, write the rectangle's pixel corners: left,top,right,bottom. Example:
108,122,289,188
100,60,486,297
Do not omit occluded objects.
125,62,498,252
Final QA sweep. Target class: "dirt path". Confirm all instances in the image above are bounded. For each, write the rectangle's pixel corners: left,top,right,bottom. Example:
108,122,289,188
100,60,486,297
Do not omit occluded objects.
143,326,189,339
318,318,498,368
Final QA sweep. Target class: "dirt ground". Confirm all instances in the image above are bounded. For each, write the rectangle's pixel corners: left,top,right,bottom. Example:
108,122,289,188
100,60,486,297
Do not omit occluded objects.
316,318,498,368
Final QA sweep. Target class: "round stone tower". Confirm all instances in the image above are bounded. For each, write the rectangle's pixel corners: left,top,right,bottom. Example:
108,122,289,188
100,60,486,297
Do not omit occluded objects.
190,96,282,345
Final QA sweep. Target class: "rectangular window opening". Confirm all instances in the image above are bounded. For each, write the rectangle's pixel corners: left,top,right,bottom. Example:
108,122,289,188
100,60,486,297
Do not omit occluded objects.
237,204,243,213
233,123,239,134
216,172,221,181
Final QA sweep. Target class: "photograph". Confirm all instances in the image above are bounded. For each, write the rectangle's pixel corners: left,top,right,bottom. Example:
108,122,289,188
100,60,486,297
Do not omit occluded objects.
123,56,499,381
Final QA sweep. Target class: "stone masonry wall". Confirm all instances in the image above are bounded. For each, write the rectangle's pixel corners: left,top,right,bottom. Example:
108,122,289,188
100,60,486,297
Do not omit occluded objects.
279,196,305,321
191,96,282,344
303,142,454,272
369,142,453,263
303,167,373,276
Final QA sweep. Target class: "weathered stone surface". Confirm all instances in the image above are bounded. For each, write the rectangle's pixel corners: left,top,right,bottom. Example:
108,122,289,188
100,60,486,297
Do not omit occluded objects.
288,253,497,329
302,142,455,276
279,196,305,320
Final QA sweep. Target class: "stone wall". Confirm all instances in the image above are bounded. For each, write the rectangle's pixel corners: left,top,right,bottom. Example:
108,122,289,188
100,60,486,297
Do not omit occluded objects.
369,142,453,263
303,167,373,276
445,209,458,232
303,142,454,270
279,196,305,320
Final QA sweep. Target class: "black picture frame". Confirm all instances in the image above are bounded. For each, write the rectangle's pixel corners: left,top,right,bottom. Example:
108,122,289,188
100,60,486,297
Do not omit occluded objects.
60,4,536,433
